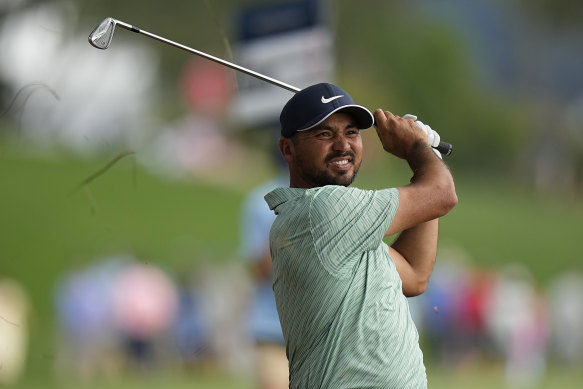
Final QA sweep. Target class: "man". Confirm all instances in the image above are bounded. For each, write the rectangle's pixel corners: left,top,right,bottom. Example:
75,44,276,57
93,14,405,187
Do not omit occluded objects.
264,83,457,388
240,165,289,389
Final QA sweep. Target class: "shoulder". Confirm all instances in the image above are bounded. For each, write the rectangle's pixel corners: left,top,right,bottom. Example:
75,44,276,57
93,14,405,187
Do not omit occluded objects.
310,185,363,202
310,186,398,209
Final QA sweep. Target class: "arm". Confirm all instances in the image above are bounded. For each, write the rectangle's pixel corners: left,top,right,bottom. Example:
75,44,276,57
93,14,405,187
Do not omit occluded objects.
373,109,457,296
389,220,438,296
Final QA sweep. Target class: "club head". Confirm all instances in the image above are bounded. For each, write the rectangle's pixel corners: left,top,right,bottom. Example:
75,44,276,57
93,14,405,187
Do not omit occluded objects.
88,17,116,49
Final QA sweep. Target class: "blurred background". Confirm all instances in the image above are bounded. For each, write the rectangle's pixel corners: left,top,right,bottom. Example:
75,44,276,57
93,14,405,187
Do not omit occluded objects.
1,0,582,388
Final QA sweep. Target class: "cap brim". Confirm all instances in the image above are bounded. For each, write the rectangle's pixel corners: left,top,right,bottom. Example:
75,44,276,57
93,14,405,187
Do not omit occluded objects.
297,104,374,133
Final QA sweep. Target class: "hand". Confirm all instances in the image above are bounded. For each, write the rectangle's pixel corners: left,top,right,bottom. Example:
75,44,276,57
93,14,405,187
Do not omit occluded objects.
373,109,427,160
403,114,442,159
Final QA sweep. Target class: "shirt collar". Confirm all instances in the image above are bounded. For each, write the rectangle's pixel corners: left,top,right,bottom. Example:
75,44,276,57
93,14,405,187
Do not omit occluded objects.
264,187,307,211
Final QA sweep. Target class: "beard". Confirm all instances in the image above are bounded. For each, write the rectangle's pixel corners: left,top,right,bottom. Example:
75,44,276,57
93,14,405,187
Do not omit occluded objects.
310,168,358,187
300,151,360,187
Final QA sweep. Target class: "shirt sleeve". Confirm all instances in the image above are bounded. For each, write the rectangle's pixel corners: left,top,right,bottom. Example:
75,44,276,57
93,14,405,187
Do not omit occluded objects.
308,186,399,277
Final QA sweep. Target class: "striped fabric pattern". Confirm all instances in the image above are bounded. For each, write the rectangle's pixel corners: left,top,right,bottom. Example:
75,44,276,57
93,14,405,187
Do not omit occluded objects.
265,185,427,389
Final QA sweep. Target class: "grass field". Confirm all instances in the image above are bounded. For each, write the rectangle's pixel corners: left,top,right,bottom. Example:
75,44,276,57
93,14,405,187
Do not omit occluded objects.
1,148,582,388
13,363,583,389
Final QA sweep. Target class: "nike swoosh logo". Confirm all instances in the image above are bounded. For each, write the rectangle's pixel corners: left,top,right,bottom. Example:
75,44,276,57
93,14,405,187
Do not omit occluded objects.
321,95,344,104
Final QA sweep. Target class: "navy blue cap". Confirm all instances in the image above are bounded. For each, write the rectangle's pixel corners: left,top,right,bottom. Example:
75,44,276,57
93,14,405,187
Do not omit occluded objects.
280,83,374,138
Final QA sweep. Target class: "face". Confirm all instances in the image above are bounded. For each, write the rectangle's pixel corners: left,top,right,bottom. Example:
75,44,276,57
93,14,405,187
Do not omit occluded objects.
280,112,363,188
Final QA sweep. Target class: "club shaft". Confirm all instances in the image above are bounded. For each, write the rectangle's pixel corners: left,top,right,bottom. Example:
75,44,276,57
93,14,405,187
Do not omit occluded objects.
95,18,453,155
116,22,301,93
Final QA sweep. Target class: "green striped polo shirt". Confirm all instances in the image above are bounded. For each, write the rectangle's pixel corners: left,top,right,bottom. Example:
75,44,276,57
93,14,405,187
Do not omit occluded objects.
265,185,427,389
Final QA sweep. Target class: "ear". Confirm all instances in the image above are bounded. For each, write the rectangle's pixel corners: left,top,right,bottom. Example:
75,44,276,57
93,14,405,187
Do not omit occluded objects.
279,137,294,163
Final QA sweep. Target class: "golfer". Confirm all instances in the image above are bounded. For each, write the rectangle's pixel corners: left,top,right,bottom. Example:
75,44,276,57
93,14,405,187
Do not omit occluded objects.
264,83,457,388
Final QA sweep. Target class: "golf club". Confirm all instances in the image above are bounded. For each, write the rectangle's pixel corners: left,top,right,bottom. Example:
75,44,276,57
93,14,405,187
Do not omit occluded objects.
89,17,453,156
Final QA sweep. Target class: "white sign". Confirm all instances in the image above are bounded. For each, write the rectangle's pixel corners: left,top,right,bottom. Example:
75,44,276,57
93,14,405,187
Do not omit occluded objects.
229,26,335,127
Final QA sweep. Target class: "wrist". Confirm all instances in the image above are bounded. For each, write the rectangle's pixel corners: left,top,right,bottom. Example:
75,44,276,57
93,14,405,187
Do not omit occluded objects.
406,140,432,161
406,141,438,174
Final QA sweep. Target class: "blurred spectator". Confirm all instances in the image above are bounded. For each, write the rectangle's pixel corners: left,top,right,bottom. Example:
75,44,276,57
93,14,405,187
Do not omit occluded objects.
54,254,181,379
547,271,583,366
112,262,179,370
138,58,250,183
485,264,548,388
0,277,30,386
54,257,129,382
195,262,253,375
457,269,496,360
172,271,212,368
421,256,469,366
239,160,289,389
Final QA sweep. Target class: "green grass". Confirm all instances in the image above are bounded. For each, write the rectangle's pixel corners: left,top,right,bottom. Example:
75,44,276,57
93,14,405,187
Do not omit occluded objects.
0,150,250,380
1,149,582,388
16,370,255,389
13,363,583,389
427,362,583,389
0,151,245,302
439,173,583,284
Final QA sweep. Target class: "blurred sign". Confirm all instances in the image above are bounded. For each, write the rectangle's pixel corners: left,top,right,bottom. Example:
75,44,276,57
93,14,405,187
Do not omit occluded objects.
229,0,335,127
181,58,234,118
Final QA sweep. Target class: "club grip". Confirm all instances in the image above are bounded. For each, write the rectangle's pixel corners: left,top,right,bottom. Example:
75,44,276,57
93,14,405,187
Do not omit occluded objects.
435,141,453,156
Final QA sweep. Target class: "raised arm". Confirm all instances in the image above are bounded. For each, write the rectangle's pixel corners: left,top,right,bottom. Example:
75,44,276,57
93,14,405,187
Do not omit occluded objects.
373,109,457,296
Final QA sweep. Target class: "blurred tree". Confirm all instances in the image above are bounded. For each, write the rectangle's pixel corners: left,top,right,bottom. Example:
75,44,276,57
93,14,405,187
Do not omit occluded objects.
335,1,528,173
527,0,583,26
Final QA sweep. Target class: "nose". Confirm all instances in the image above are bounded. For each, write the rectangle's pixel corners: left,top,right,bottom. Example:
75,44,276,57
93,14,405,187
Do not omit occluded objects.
332,134,351,151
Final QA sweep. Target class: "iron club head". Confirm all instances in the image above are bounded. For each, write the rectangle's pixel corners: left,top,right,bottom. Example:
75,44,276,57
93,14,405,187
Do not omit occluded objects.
88,17,116,49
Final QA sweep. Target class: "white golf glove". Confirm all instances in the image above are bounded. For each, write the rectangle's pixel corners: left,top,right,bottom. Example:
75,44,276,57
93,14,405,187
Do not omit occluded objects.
403,114,442,159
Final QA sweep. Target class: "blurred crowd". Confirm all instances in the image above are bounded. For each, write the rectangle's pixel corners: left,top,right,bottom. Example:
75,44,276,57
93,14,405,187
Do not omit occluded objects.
409,250,583,387
2,250,583,387
50,254,253,384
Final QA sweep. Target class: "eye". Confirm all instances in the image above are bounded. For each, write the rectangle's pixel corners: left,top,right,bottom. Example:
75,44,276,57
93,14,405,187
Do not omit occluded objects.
346,127,360,136
315,130,332,138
